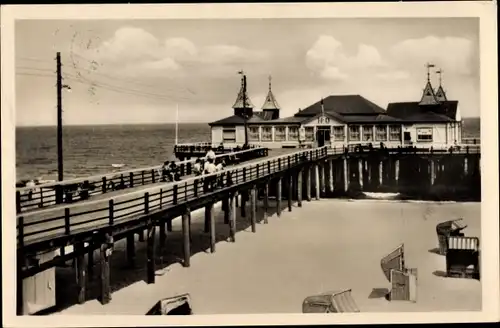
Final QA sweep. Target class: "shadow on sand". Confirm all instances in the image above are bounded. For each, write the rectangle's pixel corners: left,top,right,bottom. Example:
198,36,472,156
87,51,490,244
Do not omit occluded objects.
368,288,389,300
36,197,296,315
428,248,443,255
432,270,448,278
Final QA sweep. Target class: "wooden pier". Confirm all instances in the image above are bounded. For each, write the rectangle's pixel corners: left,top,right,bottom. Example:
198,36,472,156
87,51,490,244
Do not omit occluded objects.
15,144,481,315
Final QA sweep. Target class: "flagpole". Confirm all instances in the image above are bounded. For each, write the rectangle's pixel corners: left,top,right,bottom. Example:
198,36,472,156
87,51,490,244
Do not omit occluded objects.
175,103,179,146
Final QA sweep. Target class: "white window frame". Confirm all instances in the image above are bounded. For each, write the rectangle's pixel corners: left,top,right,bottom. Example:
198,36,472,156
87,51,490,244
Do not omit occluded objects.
348,125,360,142
333,126,345,142
375,125,387,141
288,126,299,141
389,125,402,141
416,127,433,142
305,127,315,141
274,126,286,141
261,126,272,141
248,126,260,141
362,125,374,142
223,127,236,143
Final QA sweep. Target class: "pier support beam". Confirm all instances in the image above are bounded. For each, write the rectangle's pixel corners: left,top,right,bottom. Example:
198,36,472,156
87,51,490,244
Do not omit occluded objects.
343,157,349,192
288,174,293,212
464,157,469,175
126,234,136,268
241,191,247,218
395,159,400,186
297,169,303,207
328,160,334,193
87,241,94,281
320,162,326,194
146,221,156,284
379,160,383,186
208,203,216,253
223,198,230,224
229,193,236,242
159,220,167,264
263,182,269,224
430,160,436,186
314,164,320,200
182,208,191,267
306,166,312,201
358,158,363,190
75,242,86,304
167,219,172,232
99,233,113,305
138,230,145,242
277,177,282,216
250,186,257,232
204,205,210,233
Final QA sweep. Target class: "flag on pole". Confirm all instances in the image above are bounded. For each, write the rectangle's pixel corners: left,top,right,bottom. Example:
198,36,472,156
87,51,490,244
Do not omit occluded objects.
320,98,325,114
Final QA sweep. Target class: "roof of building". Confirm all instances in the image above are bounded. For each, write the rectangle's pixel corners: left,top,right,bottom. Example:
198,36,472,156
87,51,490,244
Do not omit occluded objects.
294,95,386,117
386,101,457,122
232,76,254,109
435,85,448,102
261,76,281,110
419,81,440,106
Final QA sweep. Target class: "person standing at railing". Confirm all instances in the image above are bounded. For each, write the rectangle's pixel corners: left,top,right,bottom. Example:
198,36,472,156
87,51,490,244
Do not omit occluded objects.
215,159,226,188
205,146,216,162
193,158,203,176
203,158,217,192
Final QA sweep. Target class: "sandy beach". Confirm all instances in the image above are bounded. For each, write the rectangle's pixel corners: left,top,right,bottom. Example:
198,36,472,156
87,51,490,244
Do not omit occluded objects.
51,198,481,315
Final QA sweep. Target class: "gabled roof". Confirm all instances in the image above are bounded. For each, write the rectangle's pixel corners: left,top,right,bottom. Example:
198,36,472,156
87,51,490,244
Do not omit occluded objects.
300,111,346,125
254,111,275,120
386,101,457,123
261,76,281,110
419,81,439,106
209,114,265,126
435,85,448,102
295,95,386,117
343,114,402,123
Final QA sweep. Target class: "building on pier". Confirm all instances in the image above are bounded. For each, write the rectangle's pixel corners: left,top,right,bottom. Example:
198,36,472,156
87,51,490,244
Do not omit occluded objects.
209,66,463,149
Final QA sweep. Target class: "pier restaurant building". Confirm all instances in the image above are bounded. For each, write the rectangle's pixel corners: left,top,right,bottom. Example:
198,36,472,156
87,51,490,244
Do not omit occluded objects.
209,75,463,149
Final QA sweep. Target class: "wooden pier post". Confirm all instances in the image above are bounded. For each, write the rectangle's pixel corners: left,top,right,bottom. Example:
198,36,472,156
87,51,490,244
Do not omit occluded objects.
208,203,216,252
229,192,236,242
241,191,247,218
328,159,334,193
379,160,383,186
75,242,86,304
250,186,257,232
288,174,293,212
182,208,191,267
263,182,269,224
204,205,210,233
464,157,469,175
320,162,326,194
277,177,282,216
223,198,230,224
314,164,320,200
358,158,363,190
126,234,136,268
99,234,113,304
87,241,94,280
167,219,172,232
147,220,156,284
306,166,312,201
159,220,167,263
430,160,436,186
297,169,303,207
395,159,400,185
138,230,145,242
343,157,349,192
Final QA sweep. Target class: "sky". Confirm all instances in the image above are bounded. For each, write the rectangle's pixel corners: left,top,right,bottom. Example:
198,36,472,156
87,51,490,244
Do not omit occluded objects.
15,18,480,126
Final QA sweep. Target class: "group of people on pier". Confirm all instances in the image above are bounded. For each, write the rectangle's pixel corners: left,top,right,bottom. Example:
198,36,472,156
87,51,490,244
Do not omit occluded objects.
192,146,227,192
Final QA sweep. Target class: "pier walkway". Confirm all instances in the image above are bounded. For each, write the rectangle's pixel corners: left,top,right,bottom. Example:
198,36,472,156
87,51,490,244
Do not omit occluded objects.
16,143,481,315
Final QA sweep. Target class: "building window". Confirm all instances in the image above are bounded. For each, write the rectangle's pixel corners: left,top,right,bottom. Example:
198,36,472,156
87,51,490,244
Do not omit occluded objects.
349,125,360,141
362,125,373,142
261,127,272,141
375,125,387,141
288,126,299,141
305,127,315,141
416,127,433,142
275,127,286,141
389,125,402,141
223,128,236,143
332,126,345,142
248,126,259,141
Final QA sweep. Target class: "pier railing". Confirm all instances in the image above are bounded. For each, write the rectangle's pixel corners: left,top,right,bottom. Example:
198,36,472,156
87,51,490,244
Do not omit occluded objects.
173,143,261,154
17,146,330,248
336,143,481,155
16,147,268,214
461,138,480,145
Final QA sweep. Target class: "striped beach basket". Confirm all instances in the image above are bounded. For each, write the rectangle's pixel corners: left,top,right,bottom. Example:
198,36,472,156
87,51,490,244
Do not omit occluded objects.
302,289,360,313
446,236,480,279
389,268,418,302
436,219,467,255
381,244,405,282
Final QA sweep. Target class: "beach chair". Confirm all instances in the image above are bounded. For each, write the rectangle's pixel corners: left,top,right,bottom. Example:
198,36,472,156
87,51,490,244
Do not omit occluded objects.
302,289,360,313
446,236,480,280
380,244,418,302
146,293,193,315
436,219,467,255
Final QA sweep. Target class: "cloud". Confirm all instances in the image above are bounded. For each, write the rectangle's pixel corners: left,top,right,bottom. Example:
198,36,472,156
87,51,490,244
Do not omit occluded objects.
389,36,474,75
77,27,269,78
376,70,410,81
305,35,386,81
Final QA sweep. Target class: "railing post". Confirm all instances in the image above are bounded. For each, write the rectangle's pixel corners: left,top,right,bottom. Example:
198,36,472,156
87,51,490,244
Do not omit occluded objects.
243,168,247,182
159,189,163,209
278,158,281,171
173,185,178,205
151,169,156,183
16,191,21,214
102,177,107,193
144,192,150,214
141,171,145,185
268,161,271,174
40,188,44,208
194,179,198,197
120,174,125,189
109,199,114,226
65,208,70,235
288,156,291,168
18,216,24,248
256,164,260,178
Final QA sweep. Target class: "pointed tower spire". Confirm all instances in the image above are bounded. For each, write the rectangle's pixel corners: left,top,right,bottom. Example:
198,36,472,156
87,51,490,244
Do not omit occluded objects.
233,70,254,116
434,68,448,102
261,75,281,111
419,62,439,106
